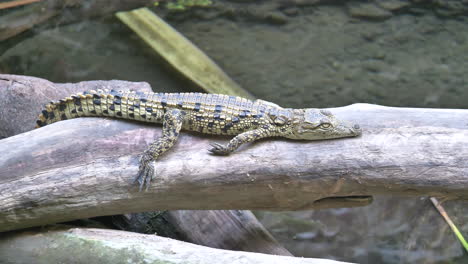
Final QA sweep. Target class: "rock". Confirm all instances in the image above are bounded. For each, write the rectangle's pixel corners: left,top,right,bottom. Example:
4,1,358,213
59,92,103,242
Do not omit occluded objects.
282,7,299,17
293,232,319,241
361,60,387,73
265,12,288,25
347,2,393,20
376,0,410,11
433,0,468,17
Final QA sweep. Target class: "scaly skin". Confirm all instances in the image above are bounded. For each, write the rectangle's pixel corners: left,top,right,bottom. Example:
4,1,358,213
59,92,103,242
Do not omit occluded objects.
36,89,362,190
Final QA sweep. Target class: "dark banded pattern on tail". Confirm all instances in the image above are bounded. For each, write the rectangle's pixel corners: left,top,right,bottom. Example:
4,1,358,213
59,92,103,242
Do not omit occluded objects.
35,89,167,128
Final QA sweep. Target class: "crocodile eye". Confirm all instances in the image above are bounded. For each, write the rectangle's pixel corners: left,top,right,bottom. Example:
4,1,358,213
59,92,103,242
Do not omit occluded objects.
319,123,331,129
273,115,287,126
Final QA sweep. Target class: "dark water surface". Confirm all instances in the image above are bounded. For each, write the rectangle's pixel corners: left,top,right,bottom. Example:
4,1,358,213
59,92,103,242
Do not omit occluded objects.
1,1,467,263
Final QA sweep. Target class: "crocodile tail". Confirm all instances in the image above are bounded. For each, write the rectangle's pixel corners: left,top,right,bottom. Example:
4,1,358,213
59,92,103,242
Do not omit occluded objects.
35,89,116,128
35,89,162,128
35,99,65,128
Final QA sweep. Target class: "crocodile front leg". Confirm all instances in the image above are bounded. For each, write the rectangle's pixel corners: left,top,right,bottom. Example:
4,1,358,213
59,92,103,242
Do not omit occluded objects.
209,126,274,155
135,109,184,191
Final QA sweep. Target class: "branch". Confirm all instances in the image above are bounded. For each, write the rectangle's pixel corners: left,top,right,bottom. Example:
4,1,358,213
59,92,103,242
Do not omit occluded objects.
0,226,351,264
1,75,468,232
0,0,41,10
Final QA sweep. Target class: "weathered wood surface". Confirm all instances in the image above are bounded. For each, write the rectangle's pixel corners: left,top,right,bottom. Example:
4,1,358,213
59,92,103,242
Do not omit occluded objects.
0,226,350,264
0,74,293,255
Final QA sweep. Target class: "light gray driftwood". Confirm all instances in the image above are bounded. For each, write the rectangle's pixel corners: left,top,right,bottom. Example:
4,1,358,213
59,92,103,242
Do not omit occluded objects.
0,226,351,264
0,74,292,256
1,100,467,231
0,104,468,231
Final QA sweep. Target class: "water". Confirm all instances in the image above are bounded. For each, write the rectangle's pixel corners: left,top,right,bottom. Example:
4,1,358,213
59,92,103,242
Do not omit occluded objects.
1,1,467,263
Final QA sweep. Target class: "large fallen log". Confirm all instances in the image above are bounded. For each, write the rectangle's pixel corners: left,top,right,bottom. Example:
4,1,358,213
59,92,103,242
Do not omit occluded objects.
1,93,467,231
0,74,293,255
0,226,350,264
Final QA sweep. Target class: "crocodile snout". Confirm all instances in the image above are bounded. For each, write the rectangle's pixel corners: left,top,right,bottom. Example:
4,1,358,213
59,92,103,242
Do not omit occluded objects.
351,124,362,136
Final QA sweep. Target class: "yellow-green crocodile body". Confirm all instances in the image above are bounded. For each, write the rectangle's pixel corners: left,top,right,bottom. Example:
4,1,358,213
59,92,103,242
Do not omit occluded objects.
36,89,361,190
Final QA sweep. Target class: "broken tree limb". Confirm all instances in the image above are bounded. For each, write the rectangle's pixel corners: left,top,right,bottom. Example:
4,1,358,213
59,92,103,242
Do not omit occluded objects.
1,99,467,231
0,226,350,264
0,0,42,10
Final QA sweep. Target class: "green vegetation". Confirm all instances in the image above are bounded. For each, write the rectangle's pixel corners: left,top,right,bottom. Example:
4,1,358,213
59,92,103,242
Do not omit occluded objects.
431,198,468,253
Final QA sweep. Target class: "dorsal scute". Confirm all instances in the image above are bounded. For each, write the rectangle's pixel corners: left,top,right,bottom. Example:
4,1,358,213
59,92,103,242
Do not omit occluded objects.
254,99,282,109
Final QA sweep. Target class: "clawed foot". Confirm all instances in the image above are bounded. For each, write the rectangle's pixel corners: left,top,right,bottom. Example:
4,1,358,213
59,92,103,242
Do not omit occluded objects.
133,156,156,191
208,142,230,155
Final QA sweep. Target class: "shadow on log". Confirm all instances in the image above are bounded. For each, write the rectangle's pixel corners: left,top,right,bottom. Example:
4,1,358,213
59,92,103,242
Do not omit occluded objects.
1,75,468,234
0,226,350,264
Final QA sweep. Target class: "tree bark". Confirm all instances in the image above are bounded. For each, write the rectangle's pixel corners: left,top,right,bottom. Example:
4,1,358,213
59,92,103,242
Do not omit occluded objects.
1,75,467,233
0,226,351,264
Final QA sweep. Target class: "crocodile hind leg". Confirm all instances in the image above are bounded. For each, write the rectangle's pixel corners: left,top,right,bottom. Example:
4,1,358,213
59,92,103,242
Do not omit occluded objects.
135,109,184,191
209,126,273,155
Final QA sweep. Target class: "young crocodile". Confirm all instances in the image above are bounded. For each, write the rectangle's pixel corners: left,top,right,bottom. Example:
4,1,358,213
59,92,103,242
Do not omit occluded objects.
36,89,361,190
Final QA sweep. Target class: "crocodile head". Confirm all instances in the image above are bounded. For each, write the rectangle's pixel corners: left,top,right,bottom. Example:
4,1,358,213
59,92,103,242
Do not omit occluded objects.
285,109,361,140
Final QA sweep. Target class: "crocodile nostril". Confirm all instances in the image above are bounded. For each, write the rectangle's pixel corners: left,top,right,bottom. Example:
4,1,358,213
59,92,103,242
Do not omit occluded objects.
353,124,360,130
